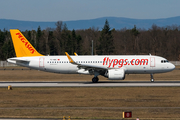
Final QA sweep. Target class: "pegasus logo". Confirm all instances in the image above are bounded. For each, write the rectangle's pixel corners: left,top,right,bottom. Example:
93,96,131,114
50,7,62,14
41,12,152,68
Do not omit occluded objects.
16,33,35,54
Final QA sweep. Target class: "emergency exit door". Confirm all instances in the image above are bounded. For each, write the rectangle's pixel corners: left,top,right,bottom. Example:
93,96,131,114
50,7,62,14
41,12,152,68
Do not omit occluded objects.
150,57,155,67
39,57,45,67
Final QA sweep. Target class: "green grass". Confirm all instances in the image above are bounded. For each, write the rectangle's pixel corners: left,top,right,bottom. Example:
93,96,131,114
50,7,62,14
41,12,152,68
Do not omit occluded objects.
0,87,180,119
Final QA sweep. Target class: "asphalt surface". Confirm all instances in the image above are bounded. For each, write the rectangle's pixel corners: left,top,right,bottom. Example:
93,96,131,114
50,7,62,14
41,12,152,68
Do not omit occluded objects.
0,81,180,87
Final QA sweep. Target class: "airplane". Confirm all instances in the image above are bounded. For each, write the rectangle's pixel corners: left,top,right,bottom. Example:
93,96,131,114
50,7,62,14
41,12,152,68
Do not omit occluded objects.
7,29,175,83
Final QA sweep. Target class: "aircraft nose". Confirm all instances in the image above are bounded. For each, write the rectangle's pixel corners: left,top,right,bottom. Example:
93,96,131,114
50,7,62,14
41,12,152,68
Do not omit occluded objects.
170,63,175,71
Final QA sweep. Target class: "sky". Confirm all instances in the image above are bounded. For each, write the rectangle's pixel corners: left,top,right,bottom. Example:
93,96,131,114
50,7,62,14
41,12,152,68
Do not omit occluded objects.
0,0,180,22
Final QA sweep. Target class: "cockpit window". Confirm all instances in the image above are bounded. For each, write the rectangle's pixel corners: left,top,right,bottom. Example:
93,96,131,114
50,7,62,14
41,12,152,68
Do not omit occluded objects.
161,60,169,63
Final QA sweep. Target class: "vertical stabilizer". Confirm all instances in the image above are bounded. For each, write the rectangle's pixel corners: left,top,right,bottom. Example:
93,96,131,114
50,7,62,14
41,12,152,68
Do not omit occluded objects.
10,29,43,57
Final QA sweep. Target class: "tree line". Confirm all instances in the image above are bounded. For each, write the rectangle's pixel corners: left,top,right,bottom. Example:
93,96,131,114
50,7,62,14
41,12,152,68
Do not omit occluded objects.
0,20,180,61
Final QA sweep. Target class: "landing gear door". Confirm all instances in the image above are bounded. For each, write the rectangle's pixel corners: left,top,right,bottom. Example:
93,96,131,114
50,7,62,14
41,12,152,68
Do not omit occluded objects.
150,57,155,67
39,57,45,68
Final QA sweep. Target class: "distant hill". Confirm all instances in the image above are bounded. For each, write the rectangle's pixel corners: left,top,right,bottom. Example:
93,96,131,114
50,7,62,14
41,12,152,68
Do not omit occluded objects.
1,16,180,31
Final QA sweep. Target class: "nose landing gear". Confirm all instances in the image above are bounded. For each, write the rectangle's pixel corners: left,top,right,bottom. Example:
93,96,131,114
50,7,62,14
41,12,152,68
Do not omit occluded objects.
150,74,154,82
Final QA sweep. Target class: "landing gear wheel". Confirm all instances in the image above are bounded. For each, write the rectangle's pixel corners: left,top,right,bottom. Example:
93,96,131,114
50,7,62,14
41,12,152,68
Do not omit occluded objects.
92,77,99,83
150,74,154,82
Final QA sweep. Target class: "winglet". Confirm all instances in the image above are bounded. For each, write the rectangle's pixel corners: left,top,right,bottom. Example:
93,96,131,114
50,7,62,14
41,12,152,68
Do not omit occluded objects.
74,52,78,56
10,29,43,57
65,52,76,64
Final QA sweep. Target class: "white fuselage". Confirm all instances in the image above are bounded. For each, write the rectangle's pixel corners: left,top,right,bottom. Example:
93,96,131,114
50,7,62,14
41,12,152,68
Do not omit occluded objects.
8,55,175,75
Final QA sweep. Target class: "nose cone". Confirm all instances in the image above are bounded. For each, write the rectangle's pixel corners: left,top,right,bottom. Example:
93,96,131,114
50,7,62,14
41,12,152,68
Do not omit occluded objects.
172,64,175,70
169,63,175,71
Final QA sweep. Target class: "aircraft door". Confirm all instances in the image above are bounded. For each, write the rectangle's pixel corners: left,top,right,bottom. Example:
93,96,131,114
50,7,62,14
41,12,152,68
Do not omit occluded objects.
150,57,155,67
39,57,45,68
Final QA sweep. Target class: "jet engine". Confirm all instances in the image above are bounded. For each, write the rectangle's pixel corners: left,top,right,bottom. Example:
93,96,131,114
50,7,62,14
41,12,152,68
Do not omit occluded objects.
107,69,125,80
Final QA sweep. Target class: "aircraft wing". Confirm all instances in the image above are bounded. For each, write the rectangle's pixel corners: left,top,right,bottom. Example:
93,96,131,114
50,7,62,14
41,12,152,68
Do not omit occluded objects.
65,52,108,71
74,52,78,56
78,63,108,70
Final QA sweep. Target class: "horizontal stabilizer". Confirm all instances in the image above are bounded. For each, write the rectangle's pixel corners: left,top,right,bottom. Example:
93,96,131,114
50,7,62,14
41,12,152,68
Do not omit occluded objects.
7,57,30,66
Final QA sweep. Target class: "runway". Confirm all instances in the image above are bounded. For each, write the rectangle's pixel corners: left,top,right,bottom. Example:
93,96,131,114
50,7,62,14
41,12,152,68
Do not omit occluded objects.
0,81,180,87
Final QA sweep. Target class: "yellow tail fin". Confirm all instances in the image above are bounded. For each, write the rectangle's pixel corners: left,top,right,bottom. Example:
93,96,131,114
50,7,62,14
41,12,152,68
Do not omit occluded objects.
10,29,43,57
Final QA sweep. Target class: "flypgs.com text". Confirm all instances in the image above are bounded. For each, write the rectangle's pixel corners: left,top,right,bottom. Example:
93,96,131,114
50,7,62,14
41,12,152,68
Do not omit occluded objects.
103,57,148,68
16,33,36,54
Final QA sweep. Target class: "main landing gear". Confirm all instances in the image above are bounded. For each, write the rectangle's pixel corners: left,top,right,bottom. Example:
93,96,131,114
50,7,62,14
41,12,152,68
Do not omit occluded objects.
150,74,154,82
92,77,99,83
92,71,99,83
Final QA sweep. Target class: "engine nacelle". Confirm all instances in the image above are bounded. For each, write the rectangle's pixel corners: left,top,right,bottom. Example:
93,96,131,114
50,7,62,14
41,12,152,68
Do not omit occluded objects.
77,69,90,75
107,69,125,80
